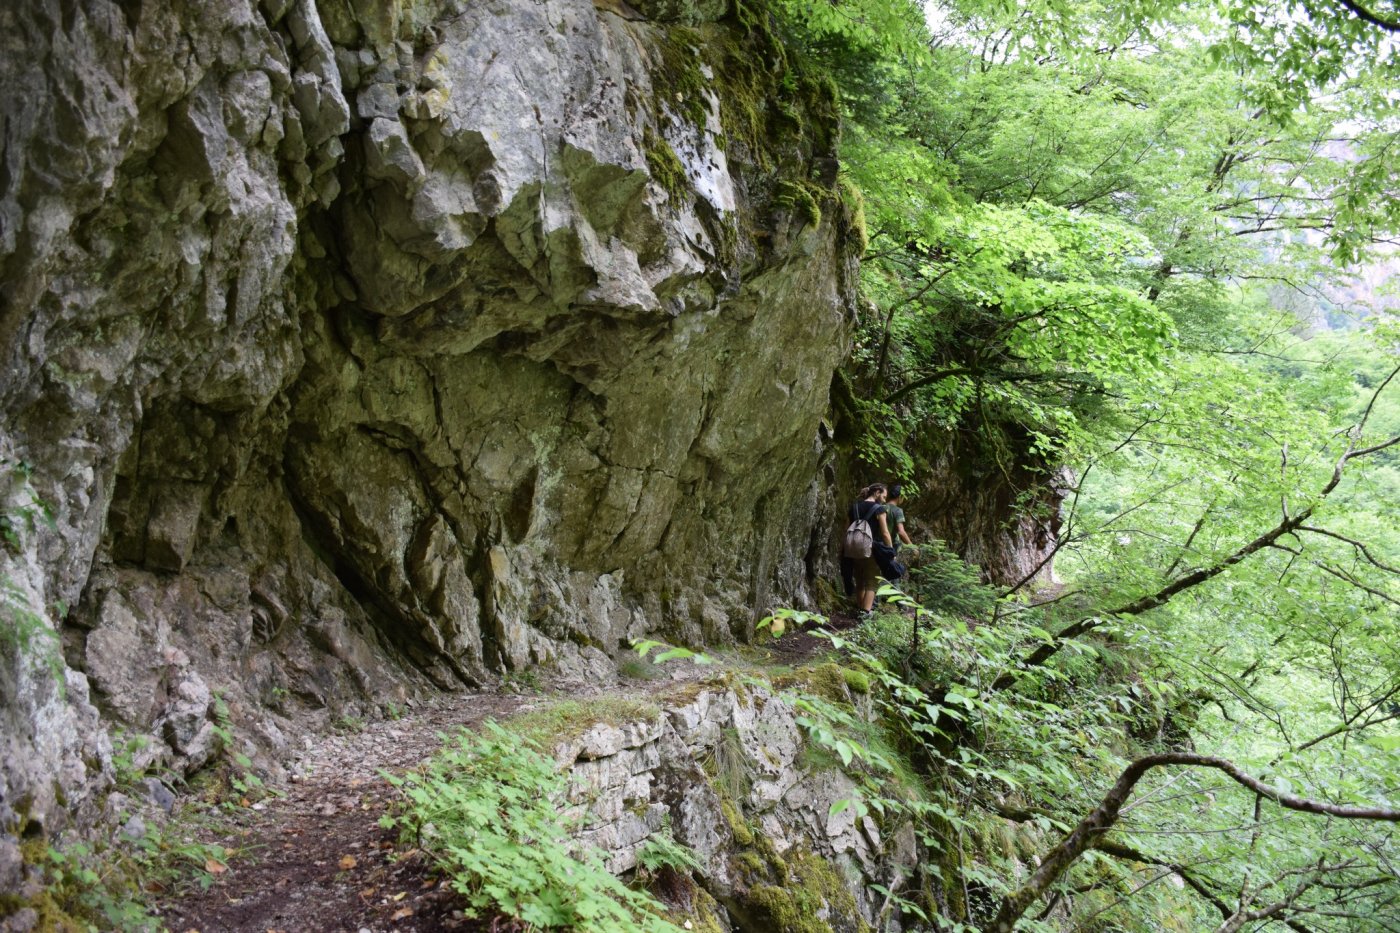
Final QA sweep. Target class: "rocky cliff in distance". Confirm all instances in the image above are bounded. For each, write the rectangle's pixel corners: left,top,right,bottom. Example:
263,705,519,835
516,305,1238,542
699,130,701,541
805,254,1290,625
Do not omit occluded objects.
0,0,860,862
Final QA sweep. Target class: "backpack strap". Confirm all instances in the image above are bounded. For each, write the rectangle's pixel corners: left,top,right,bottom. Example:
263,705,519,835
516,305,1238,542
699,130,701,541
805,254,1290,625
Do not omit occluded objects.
854,500,881,522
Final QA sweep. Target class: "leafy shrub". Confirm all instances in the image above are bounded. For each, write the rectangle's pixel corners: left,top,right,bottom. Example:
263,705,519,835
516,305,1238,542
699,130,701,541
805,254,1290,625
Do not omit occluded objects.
384,722,681,932
901,539,998,620
31,810,236,932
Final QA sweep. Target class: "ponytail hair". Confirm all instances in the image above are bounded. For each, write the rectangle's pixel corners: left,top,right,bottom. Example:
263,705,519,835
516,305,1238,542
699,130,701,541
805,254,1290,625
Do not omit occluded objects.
859,483,888,499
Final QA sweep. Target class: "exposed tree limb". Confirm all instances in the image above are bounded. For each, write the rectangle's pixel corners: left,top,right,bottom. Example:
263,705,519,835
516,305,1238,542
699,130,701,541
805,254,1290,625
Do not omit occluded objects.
985,753,1400,931
1330,0,1400,33
883,365,1097,405
1270,544,1400,608
1095,840,1343,933
1296,525,1400,574
874,261,962,388
1092,840,1241,925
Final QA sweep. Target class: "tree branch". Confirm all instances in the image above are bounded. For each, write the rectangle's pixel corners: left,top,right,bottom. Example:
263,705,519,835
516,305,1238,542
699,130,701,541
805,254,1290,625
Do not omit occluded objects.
1296,525,1400,575
1331,0,1400,33
986,753,1400,931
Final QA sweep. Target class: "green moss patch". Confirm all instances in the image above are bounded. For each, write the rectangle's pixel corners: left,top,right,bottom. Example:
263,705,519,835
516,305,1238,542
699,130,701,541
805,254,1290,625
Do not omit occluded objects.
774,663,854,705
742,849,870,933
643,127,691,204
774,180,824,227
837,176,868,255
677,886,731,933
720,798,755,847
506,696,661,746
841,667,871,695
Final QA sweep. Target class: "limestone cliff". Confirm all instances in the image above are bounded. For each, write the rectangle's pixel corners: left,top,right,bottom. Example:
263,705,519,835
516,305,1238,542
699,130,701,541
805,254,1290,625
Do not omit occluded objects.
0,0,860,860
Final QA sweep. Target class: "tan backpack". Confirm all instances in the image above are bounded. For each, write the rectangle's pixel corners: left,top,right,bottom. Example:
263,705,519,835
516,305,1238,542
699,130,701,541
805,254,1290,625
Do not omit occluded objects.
843,503,875,558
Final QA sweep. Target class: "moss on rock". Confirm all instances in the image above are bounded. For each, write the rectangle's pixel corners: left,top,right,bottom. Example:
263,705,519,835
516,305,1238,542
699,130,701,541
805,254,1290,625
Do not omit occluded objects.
653,26,714,130
721,798,755,847
505,696,661,745
837,176,868,255
736,850,768,879
677,885,732,933
774,180,824,228
841,667,871,695
775,662,853,705
643,126,691,205
741,849,871,933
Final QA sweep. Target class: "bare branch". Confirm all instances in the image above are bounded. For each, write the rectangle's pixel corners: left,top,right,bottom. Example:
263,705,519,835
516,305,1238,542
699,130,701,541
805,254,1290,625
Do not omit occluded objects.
992,367,1400,690
1271,544,1400,608
985,753,1400,931
1296,525,1400,575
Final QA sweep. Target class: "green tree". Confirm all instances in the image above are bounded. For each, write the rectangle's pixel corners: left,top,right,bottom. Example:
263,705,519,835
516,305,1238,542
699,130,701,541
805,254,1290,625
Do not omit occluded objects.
768,0,1400,927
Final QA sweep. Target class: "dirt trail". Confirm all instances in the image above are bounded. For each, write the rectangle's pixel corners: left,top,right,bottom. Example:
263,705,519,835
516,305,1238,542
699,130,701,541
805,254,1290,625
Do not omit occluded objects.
158,693,525,933
155,617,857,932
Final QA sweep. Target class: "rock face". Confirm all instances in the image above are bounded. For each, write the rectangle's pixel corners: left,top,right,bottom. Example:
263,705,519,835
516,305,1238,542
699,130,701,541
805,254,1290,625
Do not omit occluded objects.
548,679,910,932
0,0,859,849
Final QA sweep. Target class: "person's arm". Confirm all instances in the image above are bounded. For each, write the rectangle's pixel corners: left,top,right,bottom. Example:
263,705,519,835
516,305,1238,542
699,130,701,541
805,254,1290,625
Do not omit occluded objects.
875,512,892,547
897,520,913,546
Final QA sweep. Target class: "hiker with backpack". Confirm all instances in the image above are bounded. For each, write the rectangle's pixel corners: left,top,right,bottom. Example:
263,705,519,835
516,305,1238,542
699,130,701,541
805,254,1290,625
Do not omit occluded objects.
842,483,894,615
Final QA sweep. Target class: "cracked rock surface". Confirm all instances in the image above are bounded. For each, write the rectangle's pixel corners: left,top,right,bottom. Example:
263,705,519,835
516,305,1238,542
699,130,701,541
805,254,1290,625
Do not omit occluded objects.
0,0,858,851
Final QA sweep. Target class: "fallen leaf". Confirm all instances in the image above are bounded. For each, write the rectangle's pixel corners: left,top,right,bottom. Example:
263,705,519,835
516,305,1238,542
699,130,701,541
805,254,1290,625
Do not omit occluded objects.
339,855,358,870
391,891,408,902
204,858,228,875
390,907,414,921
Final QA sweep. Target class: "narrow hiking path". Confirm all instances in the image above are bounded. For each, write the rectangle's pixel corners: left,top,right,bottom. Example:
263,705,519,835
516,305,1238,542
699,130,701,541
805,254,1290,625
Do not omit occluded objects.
157,693,526,933
155,614,859,932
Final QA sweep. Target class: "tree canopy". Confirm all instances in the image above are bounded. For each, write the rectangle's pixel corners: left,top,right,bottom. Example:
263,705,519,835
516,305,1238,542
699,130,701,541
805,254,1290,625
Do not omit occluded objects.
775,0,1400,928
